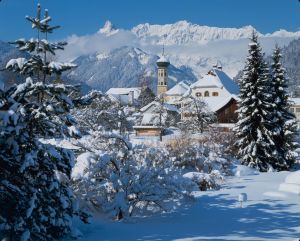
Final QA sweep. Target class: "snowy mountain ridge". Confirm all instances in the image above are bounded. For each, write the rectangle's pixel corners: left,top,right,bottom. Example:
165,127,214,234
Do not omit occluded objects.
66,46,197,92
2,21,300,92
98,20,119,36
132,20,300,45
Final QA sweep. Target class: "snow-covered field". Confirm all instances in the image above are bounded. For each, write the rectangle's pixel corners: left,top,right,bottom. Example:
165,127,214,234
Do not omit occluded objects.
71,169,300,241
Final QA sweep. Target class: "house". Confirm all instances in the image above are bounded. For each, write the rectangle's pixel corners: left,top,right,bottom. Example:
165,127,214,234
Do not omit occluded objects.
163,81,190,106
133,100,179,136
179,67,239,124
290,98,300,129
290,98,300,119
106,87,141,106
188,67,239,99
180,95,239,124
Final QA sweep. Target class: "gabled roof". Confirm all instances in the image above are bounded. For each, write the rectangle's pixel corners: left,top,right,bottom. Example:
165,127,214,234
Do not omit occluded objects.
182,95,239,112
291,98,300,106
106,87,142,105
140,100,179,113
190,68,239,95
107,93,121,104
106,87,142,99
164,81,190,96
203,96,239,112
140,113,161,126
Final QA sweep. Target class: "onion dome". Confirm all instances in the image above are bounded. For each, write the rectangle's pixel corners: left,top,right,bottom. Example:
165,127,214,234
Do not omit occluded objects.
156,55,170,67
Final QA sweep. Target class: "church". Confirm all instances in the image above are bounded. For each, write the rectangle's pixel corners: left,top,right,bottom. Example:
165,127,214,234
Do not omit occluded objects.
156,53,239,124
133,53,240,136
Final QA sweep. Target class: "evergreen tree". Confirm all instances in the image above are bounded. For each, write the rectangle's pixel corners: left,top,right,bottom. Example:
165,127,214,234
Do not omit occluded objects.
0,4,88,241
236,32,277,172
270,46,298,170
137,86,155,108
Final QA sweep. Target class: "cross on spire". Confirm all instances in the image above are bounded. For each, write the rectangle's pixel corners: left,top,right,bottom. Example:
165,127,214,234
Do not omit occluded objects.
162,34,167,56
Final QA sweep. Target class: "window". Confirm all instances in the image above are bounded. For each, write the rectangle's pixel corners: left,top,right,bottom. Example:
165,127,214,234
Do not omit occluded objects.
296,108,300,113
290,108,295,113
212,92,219,96
204,91,209,97
196,92,202,97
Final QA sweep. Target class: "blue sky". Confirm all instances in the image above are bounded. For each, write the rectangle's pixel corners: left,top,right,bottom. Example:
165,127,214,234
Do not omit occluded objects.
0,0,300,41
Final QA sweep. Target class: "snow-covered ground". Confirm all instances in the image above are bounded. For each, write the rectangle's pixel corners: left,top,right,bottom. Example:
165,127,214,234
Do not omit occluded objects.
71,169,300,241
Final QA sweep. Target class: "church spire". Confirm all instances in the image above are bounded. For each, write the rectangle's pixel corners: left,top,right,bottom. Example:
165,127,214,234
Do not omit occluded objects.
156,35,170,96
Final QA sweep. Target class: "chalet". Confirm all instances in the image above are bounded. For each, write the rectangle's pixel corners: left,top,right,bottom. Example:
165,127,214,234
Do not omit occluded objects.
188,67,239,99
181,67,239,123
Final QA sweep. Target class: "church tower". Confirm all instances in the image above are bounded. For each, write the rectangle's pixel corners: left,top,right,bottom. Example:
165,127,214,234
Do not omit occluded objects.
156,52,170,96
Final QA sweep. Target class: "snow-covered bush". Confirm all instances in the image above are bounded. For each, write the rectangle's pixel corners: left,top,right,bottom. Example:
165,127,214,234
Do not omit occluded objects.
183,171,224,191
72,136,194,220
166,133,232,176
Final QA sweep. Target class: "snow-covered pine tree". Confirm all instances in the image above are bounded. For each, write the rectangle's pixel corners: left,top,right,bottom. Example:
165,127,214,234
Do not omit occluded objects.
270,46,298,170
6,4,76,85
236,32,278,172
0,4,87,241
137,73,155,108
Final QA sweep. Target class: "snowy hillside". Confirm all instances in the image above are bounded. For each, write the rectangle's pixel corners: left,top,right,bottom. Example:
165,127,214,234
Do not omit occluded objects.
66,46,197,92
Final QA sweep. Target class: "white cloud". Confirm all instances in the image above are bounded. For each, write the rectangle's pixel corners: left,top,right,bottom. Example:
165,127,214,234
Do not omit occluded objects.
57,22,297,78
59,29,139,61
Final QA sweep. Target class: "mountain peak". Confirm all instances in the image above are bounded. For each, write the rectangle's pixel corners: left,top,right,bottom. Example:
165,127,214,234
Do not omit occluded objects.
98,20,118,36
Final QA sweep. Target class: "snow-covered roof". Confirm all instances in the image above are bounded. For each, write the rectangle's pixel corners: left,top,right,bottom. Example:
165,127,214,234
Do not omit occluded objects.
190,68,239,95
290,98,300,106
140,113,161,126
106,87,142,105
133,125,162,129
165,98,182,105
182,95,239,112
106,87,142,98
107,94,120,104
140,100,179,113
204,96,238,112
156,55,169,64
164,81,190,96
